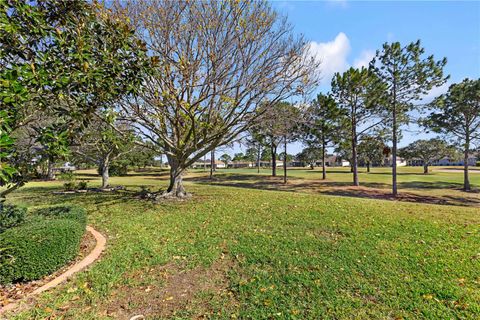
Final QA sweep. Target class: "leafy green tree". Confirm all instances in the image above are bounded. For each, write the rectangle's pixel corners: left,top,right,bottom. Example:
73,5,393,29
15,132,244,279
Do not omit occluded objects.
370,40,448,196
358,135,387,172
118,1,319,198
424,79,480,190
303,93,345,179
255,102,301,182
123,144,158,170
219,154,232,168
399,138,457,174
244,129,267,173
331,67,384,186
232,153,245,162
295,147,323,169
0,0,150,201
73,117,136,189
36,127,70,180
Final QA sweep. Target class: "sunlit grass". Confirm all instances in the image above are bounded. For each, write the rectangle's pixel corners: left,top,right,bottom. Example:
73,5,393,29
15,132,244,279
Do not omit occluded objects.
5,167,480,319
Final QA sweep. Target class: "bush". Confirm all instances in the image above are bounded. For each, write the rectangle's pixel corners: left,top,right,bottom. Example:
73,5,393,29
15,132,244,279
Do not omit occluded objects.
78,181,88,190
108,163,128,177
0,205,86,284
97,163,128,177
476,161,480,167
58,171,75,181
63,181,77,191
0,204,27,233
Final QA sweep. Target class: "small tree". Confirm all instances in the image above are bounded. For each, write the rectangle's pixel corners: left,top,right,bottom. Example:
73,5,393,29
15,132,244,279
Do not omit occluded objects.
244,131,266,173
303,93,344,179
370,40,448,196
73,117,137,189
358,135,387,173
424,79,480,190
219,154,232,168
399,138,457,174
254,102,301,182
232,153,245,161
296,147,322,169
331,67,384,186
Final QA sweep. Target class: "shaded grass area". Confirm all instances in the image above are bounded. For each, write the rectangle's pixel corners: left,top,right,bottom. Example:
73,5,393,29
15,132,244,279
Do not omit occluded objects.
4,172,480,319
187,166,480,207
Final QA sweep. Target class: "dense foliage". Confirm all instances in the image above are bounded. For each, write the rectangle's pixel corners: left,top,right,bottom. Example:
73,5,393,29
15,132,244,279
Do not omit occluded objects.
0,204,26,233
0,0,150,199
0,205,86,284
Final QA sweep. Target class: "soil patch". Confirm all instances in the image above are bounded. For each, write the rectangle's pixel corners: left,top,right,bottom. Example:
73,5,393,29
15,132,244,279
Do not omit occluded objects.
105,257,239,319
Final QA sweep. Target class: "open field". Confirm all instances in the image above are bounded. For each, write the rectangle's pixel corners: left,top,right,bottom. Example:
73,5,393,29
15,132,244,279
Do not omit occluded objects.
3,167,479,319
188,166,480,207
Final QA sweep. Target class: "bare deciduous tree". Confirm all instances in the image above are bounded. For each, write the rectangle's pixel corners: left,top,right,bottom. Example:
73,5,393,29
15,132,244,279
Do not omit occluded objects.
116,0,320,198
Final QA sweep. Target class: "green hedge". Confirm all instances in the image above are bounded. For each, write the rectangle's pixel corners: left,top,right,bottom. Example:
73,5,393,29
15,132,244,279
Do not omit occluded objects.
0,205,86,284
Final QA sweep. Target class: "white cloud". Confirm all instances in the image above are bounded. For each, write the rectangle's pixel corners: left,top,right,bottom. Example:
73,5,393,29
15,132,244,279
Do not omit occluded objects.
308,32,351,85
422,82,450,102
353,50,375,68
326,0,348,8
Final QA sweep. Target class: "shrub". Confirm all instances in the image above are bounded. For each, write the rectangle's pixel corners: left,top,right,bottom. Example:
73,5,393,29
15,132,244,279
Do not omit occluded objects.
58,171,75,181
63,181,77,191
476,161,480,167
0,205,86,284
97,163,128,177
0,204,27,233
78,181,88,190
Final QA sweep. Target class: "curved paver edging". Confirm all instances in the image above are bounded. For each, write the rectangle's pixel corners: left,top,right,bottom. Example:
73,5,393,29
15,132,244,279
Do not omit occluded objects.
0,225,106,315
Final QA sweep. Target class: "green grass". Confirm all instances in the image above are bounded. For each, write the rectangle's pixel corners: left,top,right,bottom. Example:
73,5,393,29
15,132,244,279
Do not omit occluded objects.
4,167,480,319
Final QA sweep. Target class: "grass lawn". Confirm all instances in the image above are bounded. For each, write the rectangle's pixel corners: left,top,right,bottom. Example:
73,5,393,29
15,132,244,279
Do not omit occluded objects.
4,167,480,319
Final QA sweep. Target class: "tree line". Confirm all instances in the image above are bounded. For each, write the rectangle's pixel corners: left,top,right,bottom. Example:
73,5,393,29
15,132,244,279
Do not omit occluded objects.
241,48,479,194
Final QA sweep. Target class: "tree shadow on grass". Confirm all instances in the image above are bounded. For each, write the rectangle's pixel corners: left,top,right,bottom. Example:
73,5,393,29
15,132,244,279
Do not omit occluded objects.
187,175,480,207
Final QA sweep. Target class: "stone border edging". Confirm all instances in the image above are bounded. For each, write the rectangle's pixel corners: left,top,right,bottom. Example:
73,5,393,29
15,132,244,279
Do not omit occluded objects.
0,225,106,315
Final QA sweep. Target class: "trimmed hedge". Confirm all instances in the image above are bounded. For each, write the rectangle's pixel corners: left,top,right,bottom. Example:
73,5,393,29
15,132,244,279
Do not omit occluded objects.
0,205,86,284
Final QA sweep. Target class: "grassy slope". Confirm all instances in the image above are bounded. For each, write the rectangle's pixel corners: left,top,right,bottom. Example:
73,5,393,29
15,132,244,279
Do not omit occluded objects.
5,168,480,319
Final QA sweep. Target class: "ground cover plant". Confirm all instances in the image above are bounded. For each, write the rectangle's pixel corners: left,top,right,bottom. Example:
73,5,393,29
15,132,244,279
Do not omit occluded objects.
3,167,479,319
0,205,86,285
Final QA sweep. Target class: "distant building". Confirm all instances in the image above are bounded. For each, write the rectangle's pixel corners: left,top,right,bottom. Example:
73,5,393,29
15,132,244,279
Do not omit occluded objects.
406,155,477,167
191,159,226,169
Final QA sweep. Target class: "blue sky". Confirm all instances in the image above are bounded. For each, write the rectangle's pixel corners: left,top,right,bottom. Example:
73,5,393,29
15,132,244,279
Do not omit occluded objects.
227,0,480,157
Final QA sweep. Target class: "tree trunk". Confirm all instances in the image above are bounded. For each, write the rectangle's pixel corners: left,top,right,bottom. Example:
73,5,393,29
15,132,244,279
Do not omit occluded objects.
423,163,429,174
161,156,188,198
283,136,287,184
463,136,470,191
392,84,398,196
257,145,261,173
47,158,55,180
271,142,277,177
352,124,359,186
322,140,326,180
203,154,206,172
367,161,370,173
101,161,110,189
210,150,215,179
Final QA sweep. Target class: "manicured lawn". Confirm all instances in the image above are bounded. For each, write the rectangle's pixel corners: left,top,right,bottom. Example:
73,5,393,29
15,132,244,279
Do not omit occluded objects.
4,168,480,319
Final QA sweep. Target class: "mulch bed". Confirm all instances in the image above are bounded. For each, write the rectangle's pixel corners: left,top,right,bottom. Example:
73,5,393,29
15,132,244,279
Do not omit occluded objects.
0,230,96,308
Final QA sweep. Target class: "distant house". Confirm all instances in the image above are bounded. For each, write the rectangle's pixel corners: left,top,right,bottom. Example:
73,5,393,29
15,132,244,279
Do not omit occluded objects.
55,162,76,173
229,161,255,168
191,159,226,169
383,156,407,167
406,155,477,167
